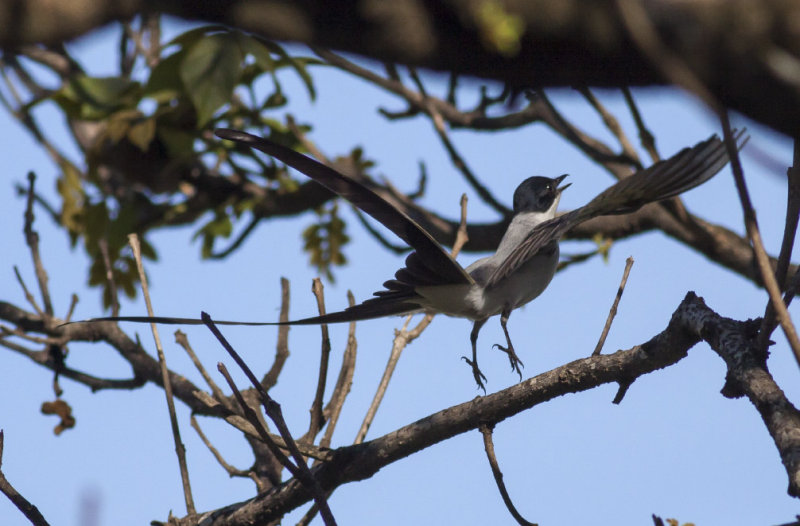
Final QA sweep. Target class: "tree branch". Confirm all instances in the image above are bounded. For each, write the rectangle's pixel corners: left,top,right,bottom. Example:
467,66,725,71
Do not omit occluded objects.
173,291,800,524
2,1,798,135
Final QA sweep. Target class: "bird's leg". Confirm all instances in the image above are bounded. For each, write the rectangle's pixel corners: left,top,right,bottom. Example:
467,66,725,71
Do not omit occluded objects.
492,307,524,380
462,319,488,392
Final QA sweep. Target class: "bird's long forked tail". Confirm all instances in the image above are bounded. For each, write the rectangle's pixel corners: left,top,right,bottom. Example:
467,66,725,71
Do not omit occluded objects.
68,294,422,328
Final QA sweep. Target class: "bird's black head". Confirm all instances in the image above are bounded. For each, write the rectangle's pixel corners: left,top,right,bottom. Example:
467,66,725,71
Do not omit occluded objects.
512,174,570,213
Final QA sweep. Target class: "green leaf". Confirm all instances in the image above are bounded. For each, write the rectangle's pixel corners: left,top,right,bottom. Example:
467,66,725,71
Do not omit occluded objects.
236,34,275,73
302,202,350,280
475,0,525,56
144,50,187,103
263,90,287,109
179,33,244,127
156,125,196,158
166,25,229,49
56,162,85,233
127,117,157,151
57,75,141,119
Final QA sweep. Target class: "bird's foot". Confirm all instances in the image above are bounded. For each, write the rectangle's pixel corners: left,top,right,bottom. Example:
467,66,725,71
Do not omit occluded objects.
461,356,487,393
492,343,524,380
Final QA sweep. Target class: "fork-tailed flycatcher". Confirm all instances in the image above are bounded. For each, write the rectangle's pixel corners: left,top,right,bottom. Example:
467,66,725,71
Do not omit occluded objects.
78,128,746,390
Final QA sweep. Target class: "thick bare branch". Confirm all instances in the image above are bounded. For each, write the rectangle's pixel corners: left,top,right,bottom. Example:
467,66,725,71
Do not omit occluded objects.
177,291,798,525
2,1,800,135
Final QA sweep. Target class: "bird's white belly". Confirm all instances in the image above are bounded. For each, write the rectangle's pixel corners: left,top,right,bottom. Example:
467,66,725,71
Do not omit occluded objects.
480,246,559,316
414,246,559,320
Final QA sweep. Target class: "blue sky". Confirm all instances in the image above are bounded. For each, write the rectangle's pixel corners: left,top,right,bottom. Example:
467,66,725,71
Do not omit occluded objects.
1,21,798,526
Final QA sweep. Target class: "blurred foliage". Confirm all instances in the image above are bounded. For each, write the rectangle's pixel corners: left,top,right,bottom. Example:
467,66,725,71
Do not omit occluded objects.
303,202,350,282
473,0,525,56
4,22,363,309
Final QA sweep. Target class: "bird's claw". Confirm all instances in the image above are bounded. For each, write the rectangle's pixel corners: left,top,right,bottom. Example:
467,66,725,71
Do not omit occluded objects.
492,343,524,380
461,356,488,393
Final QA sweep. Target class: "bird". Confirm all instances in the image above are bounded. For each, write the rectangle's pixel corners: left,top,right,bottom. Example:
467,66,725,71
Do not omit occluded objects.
79,128,746,391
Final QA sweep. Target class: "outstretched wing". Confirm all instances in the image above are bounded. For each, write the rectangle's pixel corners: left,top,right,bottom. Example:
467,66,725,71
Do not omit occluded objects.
216,128,473,287
486,130,747,288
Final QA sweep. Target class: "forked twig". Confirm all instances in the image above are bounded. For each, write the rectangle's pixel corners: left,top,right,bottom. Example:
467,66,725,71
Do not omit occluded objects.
578,87,640,167
128,233,196,515
298,292,359,526
23,172,53,316
13,266,42,317
719,115,800,366
203,314,337,526
758,141,800,350
621,87,660,162
593,257,635,356
174,330,235,413
262,277,291,390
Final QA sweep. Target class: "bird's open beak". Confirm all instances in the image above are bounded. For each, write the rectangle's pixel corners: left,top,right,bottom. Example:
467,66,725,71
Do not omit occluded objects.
555,174,571,193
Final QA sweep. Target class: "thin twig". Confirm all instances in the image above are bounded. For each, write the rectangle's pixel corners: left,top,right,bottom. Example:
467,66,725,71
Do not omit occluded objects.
621,87,660,162
13,266,43,317
758,140,800,351
426,100,509,215
190,415,251,478
479,424,538,526
204,315,337,526
0,431,51,526
593,257,635,356
207,216,261,260
532,90,640,173
300,292,359,525
216,363,302,476
1,61,80,170
578,87,640,167
174,330,235,413
446,72,458,105
23,172,53,316
221,413,333,461
719,115,800,366
0,337,146,392
355,313,413,444
320,290,358,450
98,238,120,317
305,278,331,442
64,294,78,322
262,277,291,390
128,233,196,515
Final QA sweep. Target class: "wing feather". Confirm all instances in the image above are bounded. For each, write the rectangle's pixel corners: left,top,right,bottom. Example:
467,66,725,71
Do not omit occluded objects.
215,128,473,287
486,130,747,288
